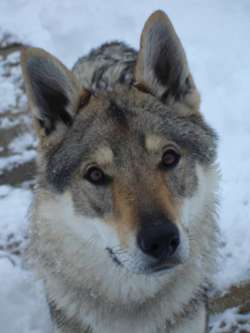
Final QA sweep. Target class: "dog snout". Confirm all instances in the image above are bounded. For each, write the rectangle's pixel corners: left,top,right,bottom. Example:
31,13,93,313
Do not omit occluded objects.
137,222,180,260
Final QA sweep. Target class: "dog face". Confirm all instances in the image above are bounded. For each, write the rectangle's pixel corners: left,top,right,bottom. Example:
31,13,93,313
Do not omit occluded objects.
22,11,218,276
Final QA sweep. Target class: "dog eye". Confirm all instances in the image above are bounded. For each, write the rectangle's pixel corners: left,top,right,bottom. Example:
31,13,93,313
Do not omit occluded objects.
161,149,180,169
84,167,108,185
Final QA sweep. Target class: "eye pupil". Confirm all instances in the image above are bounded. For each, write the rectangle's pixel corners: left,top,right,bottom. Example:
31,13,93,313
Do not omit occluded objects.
85,167,105,184
162,149,180,168
91,169,102,181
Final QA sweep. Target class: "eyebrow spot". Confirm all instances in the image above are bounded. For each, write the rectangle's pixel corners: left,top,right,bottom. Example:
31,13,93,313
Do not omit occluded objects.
94,146,113,166
145,135,164,153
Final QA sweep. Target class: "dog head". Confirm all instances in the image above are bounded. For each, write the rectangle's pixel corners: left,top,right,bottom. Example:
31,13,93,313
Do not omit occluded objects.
22,11,218,278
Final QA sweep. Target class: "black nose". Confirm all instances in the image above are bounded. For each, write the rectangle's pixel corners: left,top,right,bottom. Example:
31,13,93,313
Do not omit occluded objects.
137,223,180,260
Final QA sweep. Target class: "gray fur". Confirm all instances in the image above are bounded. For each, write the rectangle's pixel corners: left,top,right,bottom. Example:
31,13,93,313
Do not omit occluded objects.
23,10,219,333
73,42,136,92
43,89,217,195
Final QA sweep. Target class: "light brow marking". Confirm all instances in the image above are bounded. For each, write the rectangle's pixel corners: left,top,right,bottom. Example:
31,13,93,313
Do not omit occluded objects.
94,146,113,166
145,135,164,153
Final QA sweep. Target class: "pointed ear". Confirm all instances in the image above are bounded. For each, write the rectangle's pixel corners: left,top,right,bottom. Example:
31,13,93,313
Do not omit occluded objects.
21,48,84,141
135,11,199,107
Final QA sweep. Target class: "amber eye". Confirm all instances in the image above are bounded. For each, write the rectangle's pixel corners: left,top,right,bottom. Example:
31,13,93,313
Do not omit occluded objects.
84,167,108,185
161,149,181,169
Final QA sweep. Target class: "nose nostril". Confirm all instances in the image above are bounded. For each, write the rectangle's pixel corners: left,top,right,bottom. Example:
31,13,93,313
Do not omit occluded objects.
168,236,180,256
150,242,161,256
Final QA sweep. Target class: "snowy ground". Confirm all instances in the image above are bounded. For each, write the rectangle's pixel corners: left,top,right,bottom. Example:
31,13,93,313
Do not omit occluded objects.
0,0,250,332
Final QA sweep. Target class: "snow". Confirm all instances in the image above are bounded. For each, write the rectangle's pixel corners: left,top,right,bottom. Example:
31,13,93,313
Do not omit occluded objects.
0,187,53,332
0,258,52,333
0,151,36,173
210,307,250,333
0,186,31,243
9,133,36,154
0,133,37,173
0,51,25,114
0,0,249,332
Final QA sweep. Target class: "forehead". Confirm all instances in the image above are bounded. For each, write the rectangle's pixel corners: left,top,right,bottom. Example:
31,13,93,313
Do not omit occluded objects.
72,91,216,159
67,99,166,164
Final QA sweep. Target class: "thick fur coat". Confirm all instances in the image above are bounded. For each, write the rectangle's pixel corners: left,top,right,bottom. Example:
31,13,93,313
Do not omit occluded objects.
21,10,219,333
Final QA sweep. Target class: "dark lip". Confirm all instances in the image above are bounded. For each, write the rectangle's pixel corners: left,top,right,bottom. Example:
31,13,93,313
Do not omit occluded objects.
147,263,178,274
149,256,181,273
106,247,181,274
106,247,123,267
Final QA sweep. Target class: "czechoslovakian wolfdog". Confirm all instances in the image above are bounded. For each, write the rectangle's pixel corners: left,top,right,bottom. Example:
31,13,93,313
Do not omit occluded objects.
21,10,219,333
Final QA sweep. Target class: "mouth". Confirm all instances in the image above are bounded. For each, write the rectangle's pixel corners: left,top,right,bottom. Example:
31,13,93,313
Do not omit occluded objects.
106,247,181,274
106,247,123,267
147,261,180,274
